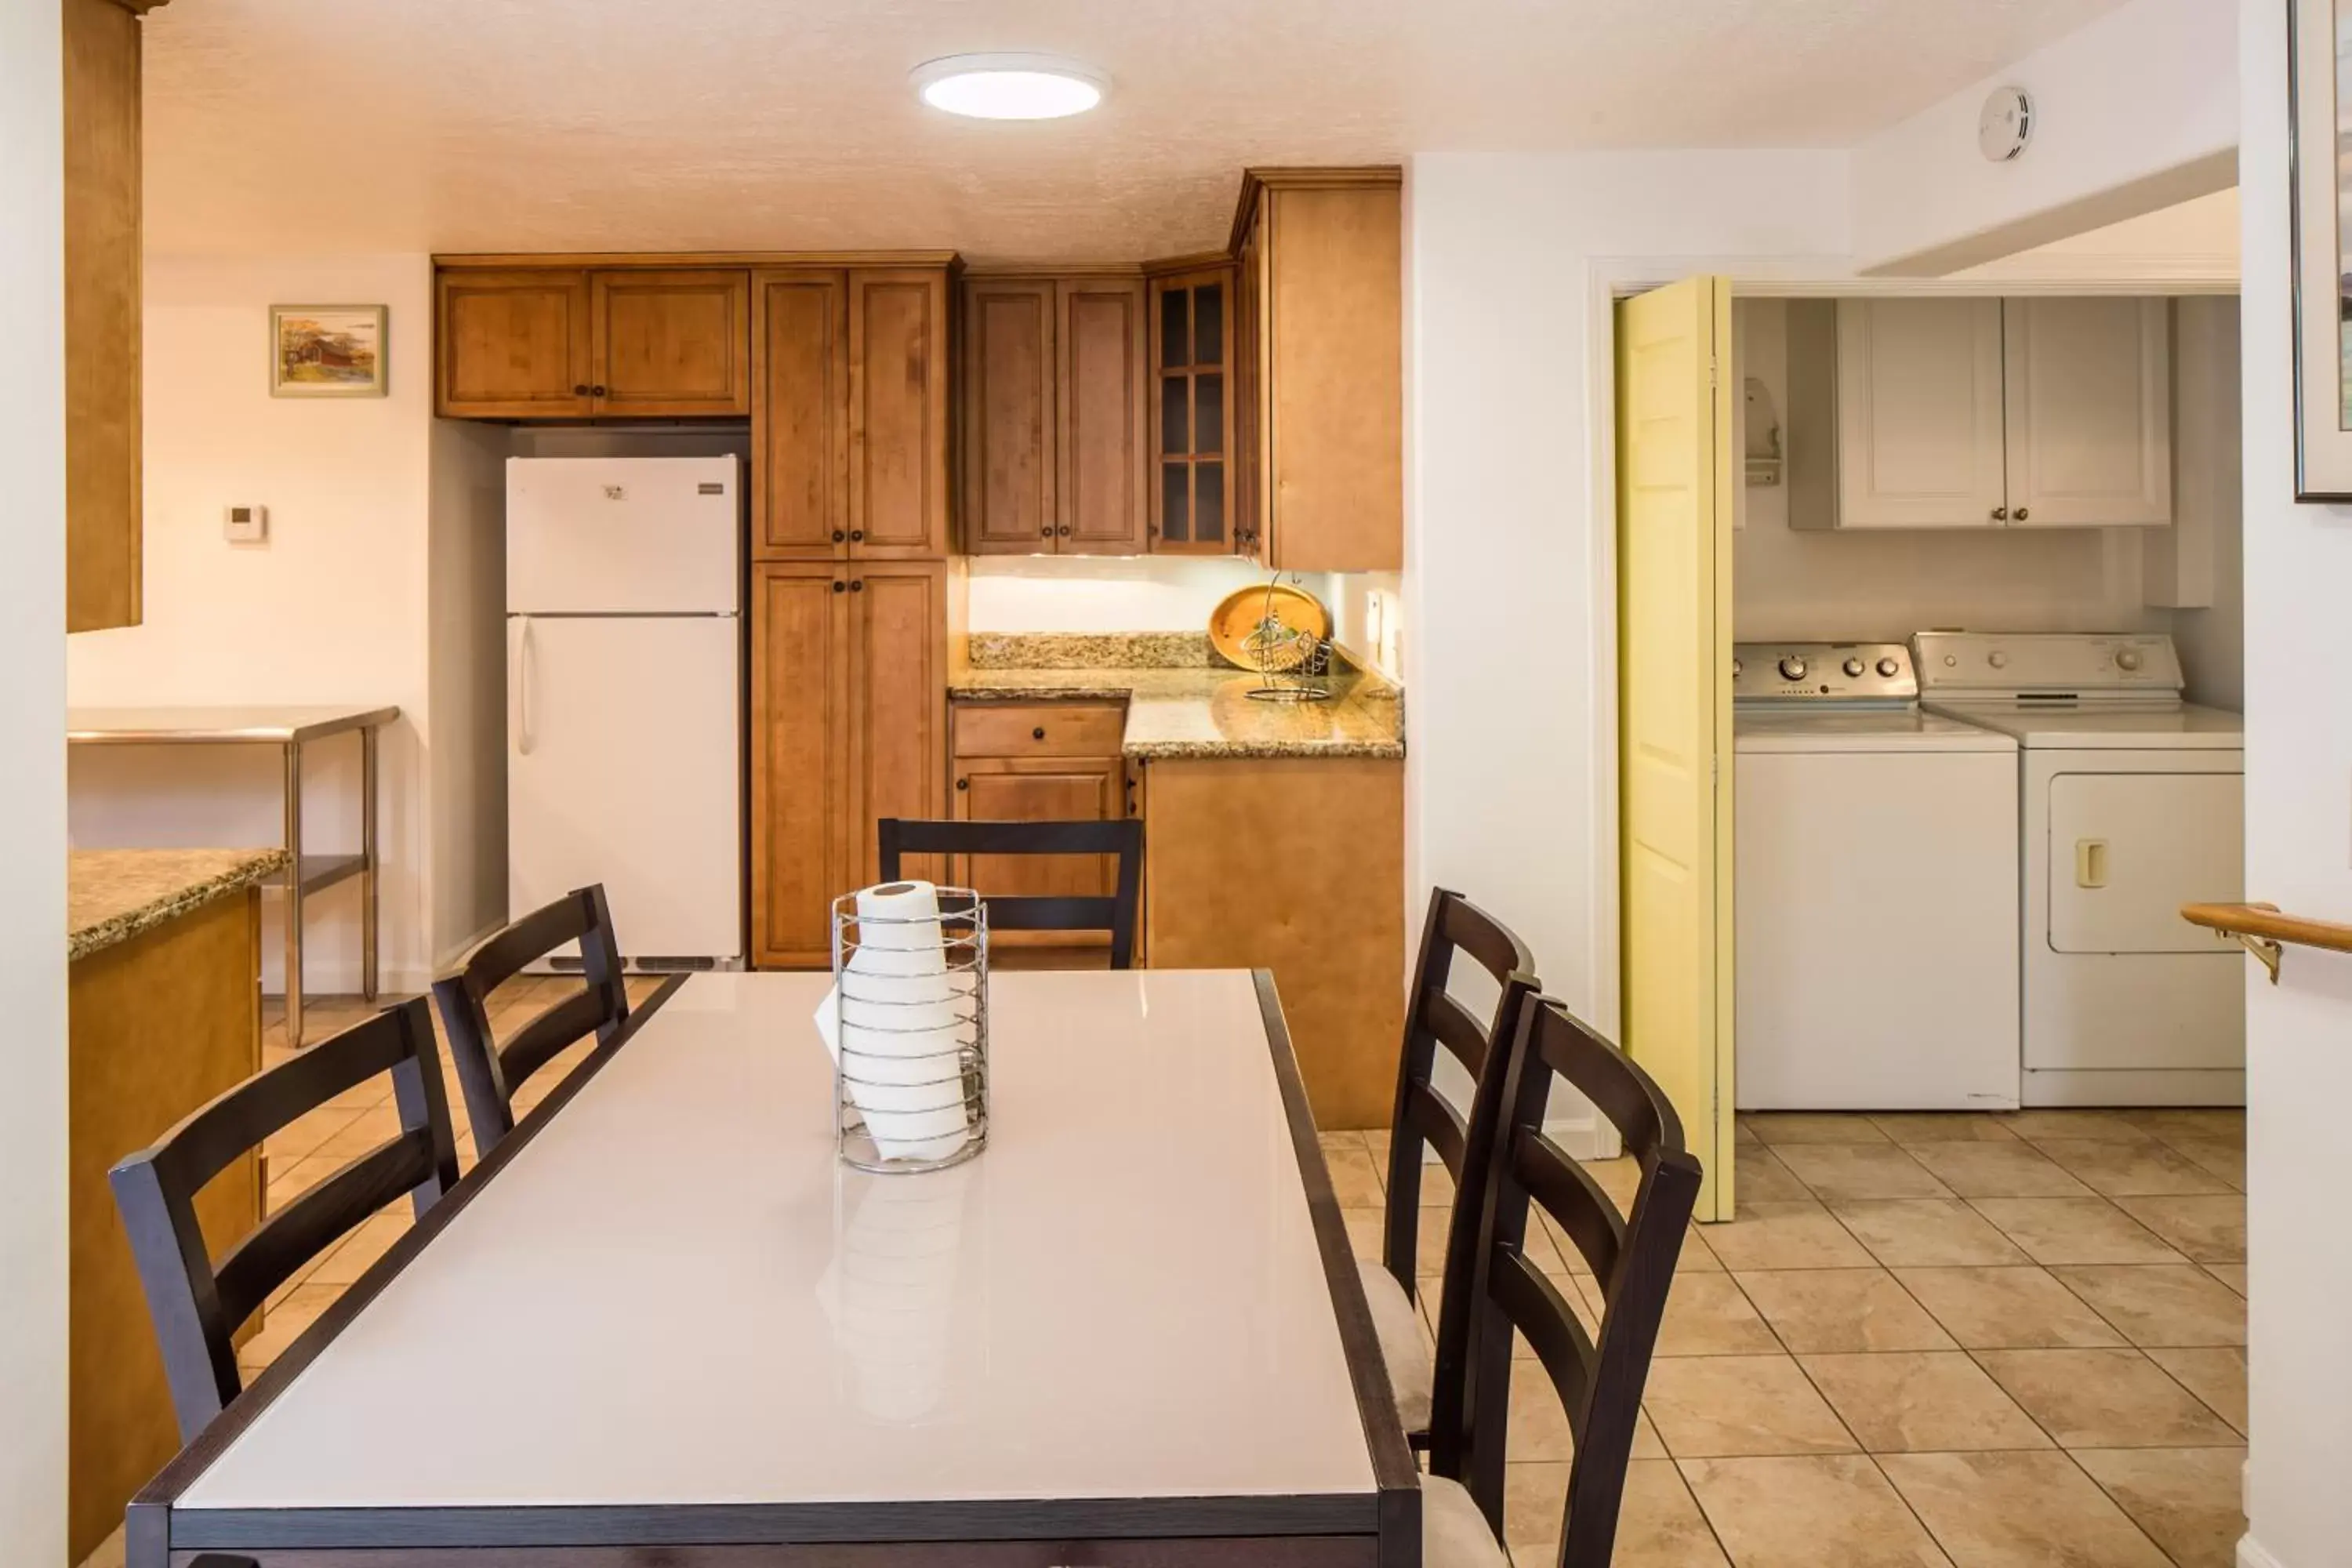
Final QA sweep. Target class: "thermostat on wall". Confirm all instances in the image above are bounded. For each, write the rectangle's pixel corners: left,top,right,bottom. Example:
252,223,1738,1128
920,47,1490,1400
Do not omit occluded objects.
223,503,268,543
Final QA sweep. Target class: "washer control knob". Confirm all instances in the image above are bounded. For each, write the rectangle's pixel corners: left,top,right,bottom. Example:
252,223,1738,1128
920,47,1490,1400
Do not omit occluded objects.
1778,655,1808,681
1842,656,1866,677
1987,651,2009,670
1877,657,1900,677
2116,648,2143,672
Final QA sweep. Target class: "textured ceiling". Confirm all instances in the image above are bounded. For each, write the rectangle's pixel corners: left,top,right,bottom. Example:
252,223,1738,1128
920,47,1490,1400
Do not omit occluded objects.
143,0,2134,265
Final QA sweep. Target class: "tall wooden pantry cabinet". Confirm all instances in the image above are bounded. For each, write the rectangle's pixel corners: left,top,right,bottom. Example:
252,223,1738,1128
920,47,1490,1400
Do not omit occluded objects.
748,261,955,967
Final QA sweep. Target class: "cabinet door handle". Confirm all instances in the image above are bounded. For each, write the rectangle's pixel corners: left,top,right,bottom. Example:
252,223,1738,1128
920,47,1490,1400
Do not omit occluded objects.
1032,726,1047,741
572,383,590,397
1991,506,2009,521
851,579,865,592
590,384,608,397
2013,507,2030,521
832,580,847,594
956,778,968,791
849,529,865,543
1057,525,1071,537
1040,526,1054,538
832,529,846,543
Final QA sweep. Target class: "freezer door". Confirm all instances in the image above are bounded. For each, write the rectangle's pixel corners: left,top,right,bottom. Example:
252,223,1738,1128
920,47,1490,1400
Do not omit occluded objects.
506,456,742,614
2046,771,2244,954
510,615,742,964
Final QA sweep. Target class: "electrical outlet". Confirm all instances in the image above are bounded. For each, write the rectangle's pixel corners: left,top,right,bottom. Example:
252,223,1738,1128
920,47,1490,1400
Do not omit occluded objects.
223,503,267,544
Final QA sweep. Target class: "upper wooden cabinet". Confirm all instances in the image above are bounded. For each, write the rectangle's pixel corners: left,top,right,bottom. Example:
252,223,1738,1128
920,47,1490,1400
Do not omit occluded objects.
590,270,751,416
1148,264,1236,555
437,270,593,419
1232,169,1403,573
750,264,953,560
848,270,953,557
64,0,159,633
752,269,850,556
435,265,750,419
961,275,1147,556
964,279,1057,552
1788,296,2173,531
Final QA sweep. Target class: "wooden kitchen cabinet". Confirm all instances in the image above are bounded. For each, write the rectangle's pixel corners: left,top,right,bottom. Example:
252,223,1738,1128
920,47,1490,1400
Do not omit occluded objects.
1789,296,2173,530
437,269,594,419
849,270,953,557
437,265,749,419
949,700,1130,946
1149,264,1236,554
962,279,1057,552
1231,169,1403,572
961,275,1147,555
589,269,751,416
753,269,851,556
64,0,163,633
750,560,948,968
1140,755,1405,1127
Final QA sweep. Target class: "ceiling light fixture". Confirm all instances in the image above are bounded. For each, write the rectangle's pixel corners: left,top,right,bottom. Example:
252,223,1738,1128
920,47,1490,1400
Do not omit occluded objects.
911,53,1107,120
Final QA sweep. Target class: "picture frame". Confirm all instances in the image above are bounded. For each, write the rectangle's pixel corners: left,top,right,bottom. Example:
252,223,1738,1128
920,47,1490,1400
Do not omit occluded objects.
270,304,388,397
2291,0,2352,498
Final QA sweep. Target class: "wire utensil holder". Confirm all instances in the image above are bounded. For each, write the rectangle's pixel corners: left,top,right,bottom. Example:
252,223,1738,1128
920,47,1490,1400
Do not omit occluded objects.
829,887,989,1174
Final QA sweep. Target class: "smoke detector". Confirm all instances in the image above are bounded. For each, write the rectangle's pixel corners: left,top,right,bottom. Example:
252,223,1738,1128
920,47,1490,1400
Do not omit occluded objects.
1978,86,2034,162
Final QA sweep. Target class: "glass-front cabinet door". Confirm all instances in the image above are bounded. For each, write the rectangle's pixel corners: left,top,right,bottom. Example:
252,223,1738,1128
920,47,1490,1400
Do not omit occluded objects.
1148,267,1236,554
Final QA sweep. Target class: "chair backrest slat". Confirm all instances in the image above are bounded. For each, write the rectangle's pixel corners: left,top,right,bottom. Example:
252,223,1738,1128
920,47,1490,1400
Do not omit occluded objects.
110,999,458,1442
1427,996,1704,1568
876,818,1145,970
1379,887,1537,1283
431,884,628,1155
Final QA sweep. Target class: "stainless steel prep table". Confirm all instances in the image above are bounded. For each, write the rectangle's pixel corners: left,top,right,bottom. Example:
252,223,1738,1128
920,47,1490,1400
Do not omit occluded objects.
67,705,400,1046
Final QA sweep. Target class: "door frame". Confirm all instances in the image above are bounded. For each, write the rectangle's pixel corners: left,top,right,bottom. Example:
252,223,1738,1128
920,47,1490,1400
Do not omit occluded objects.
1581,257,2238,1160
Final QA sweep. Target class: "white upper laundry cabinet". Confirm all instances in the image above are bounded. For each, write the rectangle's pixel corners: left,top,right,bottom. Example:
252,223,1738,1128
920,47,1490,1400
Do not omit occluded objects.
1785,296,2172,531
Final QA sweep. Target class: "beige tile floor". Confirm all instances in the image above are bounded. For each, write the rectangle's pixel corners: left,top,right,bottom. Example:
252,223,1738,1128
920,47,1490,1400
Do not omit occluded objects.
1327,1106,2249,1568
88,1007,2247,1568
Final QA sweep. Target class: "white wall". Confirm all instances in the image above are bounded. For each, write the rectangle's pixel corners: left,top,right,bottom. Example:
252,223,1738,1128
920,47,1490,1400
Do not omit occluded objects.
1733,297,2171,643
1404,150,1853,1041
963,554,1276,633
1851,0,2237,274
2236,4,2352,1562
68,253,434,992
1,0,68,1555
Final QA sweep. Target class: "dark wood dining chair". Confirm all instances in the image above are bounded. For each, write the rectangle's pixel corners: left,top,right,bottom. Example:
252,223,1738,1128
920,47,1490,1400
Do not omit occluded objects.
430,884,629,1156
1421,996,1703,1568
108,998,459,1442
1363,886,1539,1448
877,818,1145,970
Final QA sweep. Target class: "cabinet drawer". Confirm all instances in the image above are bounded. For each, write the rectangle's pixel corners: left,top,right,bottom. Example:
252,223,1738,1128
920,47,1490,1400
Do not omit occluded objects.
953,702,1127,758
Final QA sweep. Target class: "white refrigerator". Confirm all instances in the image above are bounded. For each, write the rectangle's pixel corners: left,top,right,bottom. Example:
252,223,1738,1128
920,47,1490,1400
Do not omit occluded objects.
506,456,743,969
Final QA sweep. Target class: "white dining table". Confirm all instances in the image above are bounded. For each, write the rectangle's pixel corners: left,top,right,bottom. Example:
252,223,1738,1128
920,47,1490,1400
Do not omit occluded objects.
129,968,1419,1566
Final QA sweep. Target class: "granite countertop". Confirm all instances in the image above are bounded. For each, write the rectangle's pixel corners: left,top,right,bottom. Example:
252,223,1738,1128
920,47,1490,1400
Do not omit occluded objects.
69,848,291,961
949,633,1404,761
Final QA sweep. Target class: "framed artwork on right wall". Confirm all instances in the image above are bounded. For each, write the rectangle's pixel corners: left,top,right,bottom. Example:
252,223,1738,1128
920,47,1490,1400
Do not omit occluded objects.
2291,0,2352,499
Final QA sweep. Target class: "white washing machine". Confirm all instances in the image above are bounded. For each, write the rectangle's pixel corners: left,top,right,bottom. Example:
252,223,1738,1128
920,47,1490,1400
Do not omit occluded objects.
1915,631,2245,1107
1734,642,2021,1111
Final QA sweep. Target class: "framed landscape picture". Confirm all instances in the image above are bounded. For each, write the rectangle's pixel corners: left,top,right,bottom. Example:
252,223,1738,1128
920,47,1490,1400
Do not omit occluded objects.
2292,0,2352,497
270,304,387,397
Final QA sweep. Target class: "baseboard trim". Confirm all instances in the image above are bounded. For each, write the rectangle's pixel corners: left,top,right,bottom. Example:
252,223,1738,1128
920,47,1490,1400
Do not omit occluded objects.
2238,1533,2285,1568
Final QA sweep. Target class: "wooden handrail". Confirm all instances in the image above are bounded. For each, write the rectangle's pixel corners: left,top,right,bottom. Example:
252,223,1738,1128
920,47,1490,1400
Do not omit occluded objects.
2180,901,2352,983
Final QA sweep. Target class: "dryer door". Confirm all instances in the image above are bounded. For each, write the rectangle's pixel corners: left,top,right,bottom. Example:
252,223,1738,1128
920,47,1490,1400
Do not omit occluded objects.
2047,771,2243,953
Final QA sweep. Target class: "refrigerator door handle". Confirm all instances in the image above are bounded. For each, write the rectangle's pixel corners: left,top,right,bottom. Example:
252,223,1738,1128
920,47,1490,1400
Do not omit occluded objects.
514,615,535,756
